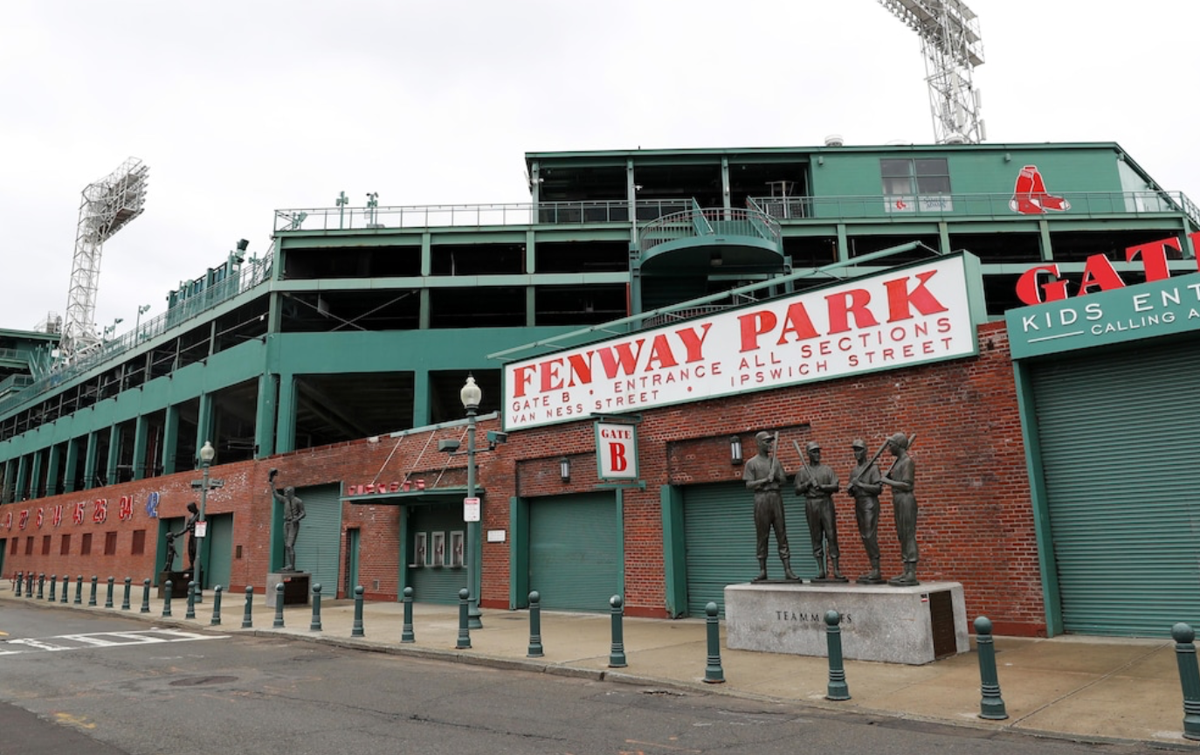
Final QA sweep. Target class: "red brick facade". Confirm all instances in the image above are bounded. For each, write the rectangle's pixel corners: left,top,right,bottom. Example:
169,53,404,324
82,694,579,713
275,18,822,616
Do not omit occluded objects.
0,321,1046,635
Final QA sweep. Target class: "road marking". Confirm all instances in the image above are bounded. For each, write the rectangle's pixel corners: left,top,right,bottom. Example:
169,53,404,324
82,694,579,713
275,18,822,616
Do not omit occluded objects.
0,629,228,656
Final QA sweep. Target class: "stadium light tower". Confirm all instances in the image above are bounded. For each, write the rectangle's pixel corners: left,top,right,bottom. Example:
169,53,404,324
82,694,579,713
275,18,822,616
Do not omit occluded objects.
878,0,986,145
61,158,150,361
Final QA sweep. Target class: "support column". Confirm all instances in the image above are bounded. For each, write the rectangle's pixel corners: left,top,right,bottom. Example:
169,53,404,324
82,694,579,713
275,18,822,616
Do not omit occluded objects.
254,373,278,459
525,229,536,273
274,375,296,455
1039,219,1054,261
721,157,731,211
44,445,61,498
938,221,952,255
525,287,535,328
420,231,432,277
1,459,12,503
161,405,180,476
106,425,120,486
82,433,98,491
26,451,42,501
196,392,214,455
418,289,430,330
411,370,431,428
132,416,149,480
836,224,850,263
62,439,80,493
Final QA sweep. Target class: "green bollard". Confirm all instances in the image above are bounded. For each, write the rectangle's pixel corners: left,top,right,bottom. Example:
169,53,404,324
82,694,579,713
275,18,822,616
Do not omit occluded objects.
162,580,174,617
48,575,57,602
140,579,151,613
824,610,850,700
704,602,725,684
608,595,627,668
26,572,34,598
105,577,114,609
401,586,415,643
242,585,254,628
37,573,44,600
456,588,471,649
527,591,544,658
75,574,83,605
1172,622,1200,740
61,575,70,604
14,571,22,597
273,583,285,628
122,578,132,610
88,575,98,606
974,616,1008,720
211,585,223,626
310,583,323,632
351,585,365,638
185,581,196,619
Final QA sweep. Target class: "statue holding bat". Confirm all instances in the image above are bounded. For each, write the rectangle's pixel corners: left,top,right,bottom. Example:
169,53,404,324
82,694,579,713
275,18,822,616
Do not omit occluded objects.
742,431,799,582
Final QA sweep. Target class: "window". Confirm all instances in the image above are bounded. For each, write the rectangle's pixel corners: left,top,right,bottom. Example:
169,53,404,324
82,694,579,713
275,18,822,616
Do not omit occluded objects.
41,536,51,555
880,158,952,212
81,533,92,556
450,531,465,567
131,530,146,556
25,537,33,555
60,534,71,555
104,532,117,556
9,538,17,555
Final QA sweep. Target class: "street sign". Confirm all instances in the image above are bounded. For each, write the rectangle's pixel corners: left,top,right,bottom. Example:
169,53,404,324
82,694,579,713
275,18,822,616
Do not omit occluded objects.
463,497,480,522
195,521,208,538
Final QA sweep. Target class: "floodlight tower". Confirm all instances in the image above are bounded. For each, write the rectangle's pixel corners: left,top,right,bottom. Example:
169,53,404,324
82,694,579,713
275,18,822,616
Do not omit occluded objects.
61,158,150,360
878,0,986,144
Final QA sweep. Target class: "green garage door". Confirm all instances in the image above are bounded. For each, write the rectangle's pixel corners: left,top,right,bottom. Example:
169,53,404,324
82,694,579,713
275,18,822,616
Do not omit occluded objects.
529,493,619,611
292,484,343,596
408,504,467,605
682,481,812,616
1031,338,1200,636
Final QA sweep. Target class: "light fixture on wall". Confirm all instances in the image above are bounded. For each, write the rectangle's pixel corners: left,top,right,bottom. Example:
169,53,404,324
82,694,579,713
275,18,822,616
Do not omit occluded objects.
730,435,743,466
559,457,571,483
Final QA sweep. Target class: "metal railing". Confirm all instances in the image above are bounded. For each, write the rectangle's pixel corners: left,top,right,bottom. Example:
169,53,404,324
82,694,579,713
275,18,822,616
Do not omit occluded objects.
273,199,694,232
751,189,1200,224
0,249,275,419
639,205,783,255
0,348,24,364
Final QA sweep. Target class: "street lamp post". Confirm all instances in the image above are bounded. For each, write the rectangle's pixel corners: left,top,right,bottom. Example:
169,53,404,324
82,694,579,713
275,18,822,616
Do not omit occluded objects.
191,441,222,603
135,304,151,341
461,376,483,629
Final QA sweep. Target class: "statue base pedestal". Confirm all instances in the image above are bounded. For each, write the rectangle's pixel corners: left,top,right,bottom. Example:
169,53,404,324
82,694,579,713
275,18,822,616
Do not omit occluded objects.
265,572,310,607
157,570,194,598
724,581,967,665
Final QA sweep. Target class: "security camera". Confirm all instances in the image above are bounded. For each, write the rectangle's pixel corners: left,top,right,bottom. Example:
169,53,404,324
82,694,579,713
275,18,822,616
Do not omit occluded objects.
486,431,508,445
438,439,462,453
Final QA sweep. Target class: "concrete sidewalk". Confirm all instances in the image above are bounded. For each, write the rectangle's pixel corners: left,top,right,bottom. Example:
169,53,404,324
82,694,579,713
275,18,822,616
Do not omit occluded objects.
3,585,1195,748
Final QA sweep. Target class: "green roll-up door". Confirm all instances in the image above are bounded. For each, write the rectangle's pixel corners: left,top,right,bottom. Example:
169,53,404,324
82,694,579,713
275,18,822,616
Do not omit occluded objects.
682,481,812,616
204,513,233,590
408,504,467,605
292,484,342,595
529,493,619,611
1030,338,1200,636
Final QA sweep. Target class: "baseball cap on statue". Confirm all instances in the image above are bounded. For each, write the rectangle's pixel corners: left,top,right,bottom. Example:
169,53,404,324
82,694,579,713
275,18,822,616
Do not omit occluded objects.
755,431,773,444
851,438,866,449
805,440,821,452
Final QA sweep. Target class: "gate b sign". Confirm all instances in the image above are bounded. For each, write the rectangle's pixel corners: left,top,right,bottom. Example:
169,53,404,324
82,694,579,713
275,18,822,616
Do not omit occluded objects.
595,421,639,482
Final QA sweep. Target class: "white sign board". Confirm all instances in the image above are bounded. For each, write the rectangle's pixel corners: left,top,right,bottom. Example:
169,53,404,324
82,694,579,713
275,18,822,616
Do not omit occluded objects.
594,421,639,481
504,256,978,430
463,497,480,523
194,521,207,538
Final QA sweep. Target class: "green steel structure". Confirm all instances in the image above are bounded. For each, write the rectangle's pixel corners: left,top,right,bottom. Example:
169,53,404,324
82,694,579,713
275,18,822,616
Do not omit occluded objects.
1,141,1197,505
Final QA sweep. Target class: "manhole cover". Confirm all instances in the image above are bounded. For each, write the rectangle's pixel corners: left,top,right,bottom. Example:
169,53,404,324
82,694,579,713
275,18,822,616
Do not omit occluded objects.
170,675,238,687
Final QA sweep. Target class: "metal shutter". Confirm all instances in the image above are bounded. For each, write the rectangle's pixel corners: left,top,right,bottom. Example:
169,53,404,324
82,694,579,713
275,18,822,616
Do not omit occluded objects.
529,493,619,612
683,481,813,616
292,484,343,596
1030,337,1200,635
408,505,467,605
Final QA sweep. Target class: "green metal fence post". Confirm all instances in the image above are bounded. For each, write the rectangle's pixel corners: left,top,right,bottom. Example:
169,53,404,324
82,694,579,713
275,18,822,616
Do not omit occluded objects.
824,610,850,700
608,595,627,668
527,591,544,658
704,602,724,684
1172,622,1200,740
310,583,323,632
401,586,415,643
456,588,471,649
211,585,223,626
975,616,1008,720
351,585,364,638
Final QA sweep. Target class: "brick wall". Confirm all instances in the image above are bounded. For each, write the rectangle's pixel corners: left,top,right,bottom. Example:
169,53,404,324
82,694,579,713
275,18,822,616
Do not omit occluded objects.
0,322,1044,634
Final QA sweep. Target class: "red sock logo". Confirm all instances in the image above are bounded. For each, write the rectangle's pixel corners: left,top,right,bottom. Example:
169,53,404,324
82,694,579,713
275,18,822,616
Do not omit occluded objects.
1010,165,1070,214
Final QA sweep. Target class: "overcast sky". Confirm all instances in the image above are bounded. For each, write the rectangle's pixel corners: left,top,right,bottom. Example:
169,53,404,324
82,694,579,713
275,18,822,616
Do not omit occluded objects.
2,1,1197,335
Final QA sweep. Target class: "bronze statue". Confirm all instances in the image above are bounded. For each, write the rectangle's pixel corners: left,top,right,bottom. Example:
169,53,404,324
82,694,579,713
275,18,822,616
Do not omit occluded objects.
847,439,884,584
742,431,799,582
794,441,845,581
881,432,919,586
268,469,306,572
168,502,200,571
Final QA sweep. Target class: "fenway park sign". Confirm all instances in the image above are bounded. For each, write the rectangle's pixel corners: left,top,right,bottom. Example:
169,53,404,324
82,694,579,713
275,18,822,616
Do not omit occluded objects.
504,255,980,430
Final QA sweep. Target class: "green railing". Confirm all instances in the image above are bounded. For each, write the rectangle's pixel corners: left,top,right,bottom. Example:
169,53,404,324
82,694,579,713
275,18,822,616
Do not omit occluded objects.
639,204,782,255
751,189,1200,225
